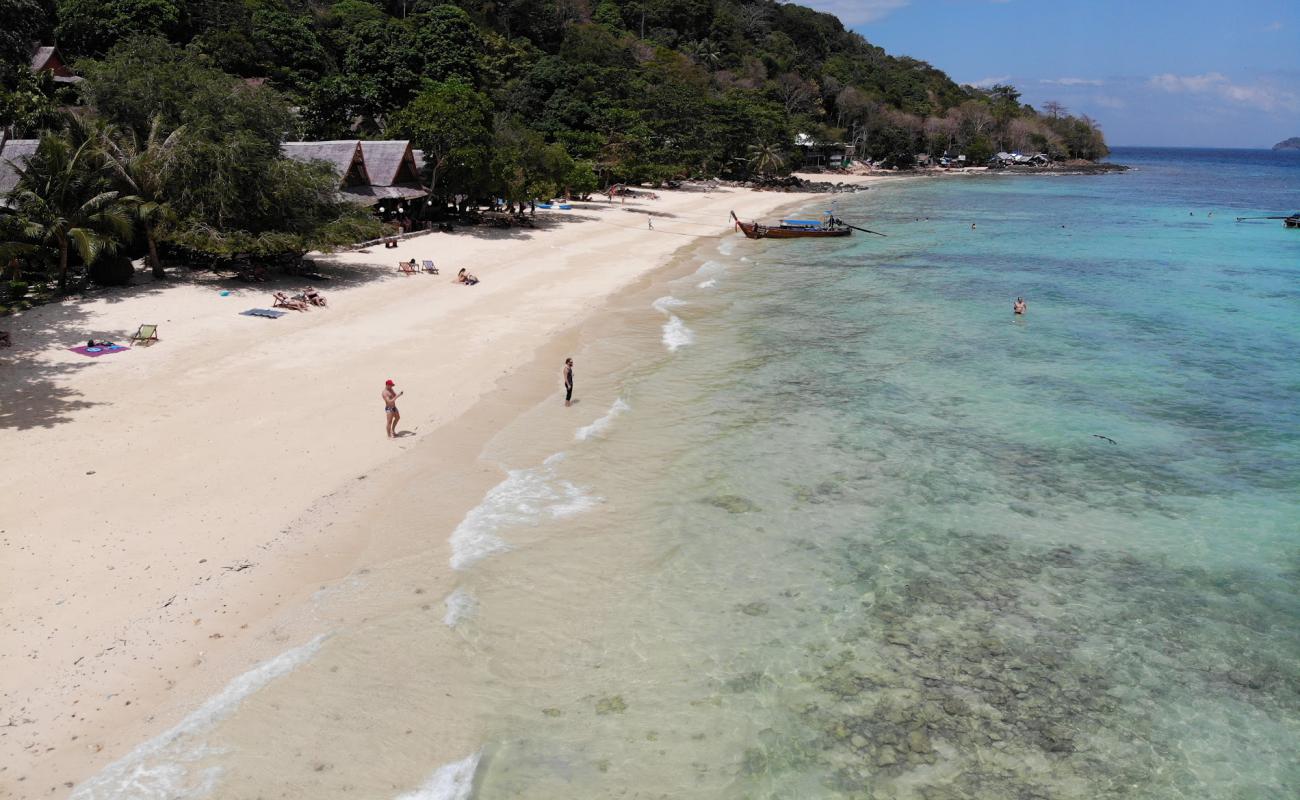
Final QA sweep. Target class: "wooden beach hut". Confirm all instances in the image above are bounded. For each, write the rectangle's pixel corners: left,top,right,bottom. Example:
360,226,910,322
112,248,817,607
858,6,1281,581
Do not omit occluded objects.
281,140,372,190
29,45,82,84
352,141,427,216
0,138,40,207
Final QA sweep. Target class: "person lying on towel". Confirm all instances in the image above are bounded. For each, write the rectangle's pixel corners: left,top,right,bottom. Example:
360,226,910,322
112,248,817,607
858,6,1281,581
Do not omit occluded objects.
456,268,480,285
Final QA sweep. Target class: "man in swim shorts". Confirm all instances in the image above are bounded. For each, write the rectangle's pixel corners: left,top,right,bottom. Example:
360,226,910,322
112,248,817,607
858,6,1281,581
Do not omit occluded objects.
1014,297,1026,315
563,358,574,407
382,379,403,437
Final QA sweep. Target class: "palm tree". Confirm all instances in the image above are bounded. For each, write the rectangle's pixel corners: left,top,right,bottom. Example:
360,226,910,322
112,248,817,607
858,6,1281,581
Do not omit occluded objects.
103,116,185,279
746,141,785,178
8,130,133,292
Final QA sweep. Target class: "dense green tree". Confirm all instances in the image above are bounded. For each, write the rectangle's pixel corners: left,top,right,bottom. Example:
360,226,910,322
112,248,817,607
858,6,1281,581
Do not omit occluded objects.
102,115,184,278
385,81,493,200
0,67,70,137
55,0,181,57
250,8,333,91
5,127,133,291
0,0,51,74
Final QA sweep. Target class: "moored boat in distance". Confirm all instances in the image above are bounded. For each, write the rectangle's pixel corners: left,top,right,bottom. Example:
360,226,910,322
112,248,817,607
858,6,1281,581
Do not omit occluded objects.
731,210,852,239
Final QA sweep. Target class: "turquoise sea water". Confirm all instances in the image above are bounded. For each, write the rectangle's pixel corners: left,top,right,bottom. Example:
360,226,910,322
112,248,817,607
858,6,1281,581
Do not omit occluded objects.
456,148,1300,799
72,149,1299,799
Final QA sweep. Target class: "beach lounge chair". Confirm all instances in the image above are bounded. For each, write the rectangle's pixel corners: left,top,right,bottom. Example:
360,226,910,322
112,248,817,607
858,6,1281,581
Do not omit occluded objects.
421,260,439,275
273,291,309,311
397,261,418,276
130,324,159,345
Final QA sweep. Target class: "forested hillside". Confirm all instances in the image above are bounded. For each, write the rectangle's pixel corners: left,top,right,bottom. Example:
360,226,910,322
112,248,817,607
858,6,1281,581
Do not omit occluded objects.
5,0,1108,186
0,1,1110,292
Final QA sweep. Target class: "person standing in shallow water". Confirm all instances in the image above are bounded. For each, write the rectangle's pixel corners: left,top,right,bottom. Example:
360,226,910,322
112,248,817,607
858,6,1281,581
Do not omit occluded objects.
382,379,403,438
563,359,575,407
1014,297,1027,315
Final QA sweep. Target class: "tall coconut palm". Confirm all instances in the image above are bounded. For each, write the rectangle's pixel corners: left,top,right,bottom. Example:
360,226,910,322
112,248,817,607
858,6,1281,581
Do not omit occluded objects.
103,116,185,279
8,130,133,292
746,141,785,178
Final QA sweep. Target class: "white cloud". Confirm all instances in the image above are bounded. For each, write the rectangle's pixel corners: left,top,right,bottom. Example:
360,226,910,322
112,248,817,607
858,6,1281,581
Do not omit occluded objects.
967,75,1011,89
1040,77,1104,86
1149,72,1298,112
795,0,910,25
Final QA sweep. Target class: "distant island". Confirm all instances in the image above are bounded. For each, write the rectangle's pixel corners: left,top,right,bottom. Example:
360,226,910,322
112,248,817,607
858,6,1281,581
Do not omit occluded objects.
1273,138,1300,151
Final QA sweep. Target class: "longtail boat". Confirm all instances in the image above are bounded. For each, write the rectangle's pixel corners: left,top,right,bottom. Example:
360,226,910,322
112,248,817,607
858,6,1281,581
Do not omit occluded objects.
1235,212,1300,229
731,210,852,239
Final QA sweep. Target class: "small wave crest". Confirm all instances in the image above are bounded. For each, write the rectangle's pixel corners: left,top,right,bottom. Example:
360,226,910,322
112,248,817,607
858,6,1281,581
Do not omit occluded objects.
718,238,737,256
697,279,717,289
442,588,478,628
395,751,481,800
575,398,630,441
449,457,597,570
651,295,686,314
662,316,695,352
72,636,326,799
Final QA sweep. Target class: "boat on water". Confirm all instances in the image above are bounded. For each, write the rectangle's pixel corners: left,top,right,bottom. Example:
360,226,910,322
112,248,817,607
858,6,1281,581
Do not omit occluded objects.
1235,212,1300,228
730,210,852,239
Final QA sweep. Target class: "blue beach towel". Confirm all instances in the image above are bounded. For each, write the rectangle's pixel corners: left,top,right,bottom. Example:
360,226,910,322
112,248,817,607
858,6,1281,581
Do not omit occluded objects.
241,308,287,319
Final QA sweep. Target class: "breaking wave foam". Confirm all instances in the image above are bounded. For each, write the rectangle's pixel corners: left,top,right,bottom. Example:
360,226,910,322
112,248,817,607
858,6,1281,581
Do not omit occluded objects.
442,588,478,628
651,295,686,314
697,279,717,289
395,751,482,800
71,636,326,800
575,398,630,441
662,316,695,351
449,455,598,570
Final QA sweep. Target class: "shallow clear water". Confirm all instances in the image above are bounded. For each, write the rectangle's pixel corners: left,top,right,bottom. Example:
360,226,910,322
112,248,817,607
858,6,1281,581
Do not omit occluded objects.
460,148,1300,799
75,149,1300,799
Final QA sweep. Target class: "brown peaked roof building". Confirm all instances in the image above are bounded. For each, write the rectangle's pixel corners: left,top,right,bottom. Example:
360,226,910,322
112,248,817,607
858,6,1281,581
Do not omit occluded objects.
0,139,40,202
29,44,82,83
282,140,426,206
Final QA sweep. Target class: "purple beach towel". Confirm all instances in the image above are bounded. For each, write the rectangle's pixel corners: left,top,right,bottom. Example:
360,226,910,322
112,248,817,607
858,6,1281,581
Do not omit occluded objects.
70,345,129,358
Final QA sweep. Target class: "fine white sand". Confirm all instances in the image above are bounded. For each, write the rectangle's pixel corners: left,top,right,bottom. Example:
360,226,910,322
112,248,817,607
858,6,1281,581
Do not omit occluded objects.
0,180,891,794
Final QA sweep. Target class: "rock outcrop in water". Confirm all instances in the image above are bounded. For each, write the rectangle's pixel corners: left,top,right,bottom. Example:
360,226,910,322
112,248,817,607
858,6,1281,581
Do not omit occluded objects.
1271,137,1300,150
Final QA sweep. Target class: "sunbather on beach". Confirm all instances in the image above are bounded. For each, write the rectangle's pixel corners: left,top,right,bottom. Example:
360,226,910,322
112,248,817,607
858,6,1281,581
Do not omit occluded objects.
382,379,403,438
456,268,479,285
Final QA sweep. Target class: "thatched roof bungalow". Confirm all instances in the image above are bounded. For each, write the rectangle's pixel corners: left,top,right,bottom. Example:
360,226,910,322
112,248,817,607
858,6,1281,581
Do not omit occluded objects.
0,139,40,206
281,140,371,189
30,45,82,84
281,140,426,209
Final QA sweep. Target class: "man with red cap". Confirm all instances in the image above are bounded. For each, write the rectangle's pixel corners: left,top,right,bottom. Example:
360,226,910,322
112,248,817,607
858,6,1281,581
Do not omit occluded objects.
382,379,403,438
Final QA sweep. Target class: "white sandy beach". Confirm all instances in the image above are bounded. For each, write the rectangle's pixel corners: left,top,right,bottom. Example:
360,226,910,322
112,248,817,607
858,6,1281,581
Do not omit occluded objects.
0,179,889,796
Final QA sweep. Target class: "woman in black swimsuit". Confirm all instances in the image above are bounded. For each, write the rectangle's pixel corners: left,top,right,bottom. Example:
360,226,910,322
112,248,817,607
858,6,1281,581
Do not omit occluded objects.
563,358,574,407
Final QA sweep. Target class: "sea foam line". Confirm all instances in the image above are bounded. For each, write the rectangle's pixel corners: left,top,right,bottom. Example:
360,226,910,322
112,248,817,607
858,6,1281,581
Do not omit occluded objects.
652,296,695,352
395,751,482,800
448,455,598,571
651,295,686,314
697,279,717,289
442,587,478,628
575,398,630,441
72,635,327,800
662,316,695,351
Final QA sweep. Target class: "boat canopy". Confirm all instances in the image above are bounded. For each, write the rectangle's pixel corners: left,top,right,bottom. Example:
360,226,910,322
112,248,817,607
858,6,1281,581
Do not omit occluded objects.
780,219,822,227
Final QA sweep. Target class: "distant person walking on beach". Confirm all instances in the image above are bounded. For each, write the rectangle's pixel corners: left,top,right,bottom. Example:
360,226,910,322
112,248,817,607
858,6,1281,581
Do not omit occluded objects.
382,379,403,438
648,217,654,230
563,358,575,407
1013,297,1027,315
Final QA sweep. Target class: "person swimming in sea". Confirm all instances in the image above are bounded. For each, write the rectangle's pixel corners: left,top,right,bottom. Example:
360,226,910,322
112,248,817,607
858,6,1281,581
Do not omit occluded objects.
1014,297,1026,315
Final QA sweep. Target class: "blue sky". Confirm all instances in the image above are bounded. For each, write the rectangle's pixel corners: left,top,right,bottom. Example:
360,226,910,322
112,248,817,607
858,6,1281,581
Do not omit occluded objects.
801,0,1299,147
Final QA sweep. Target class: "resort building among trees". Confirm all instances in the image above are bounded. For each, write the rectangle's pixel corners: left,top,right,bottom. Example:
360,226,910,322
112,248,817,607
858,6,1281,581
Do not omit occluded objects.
281,139,427,217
